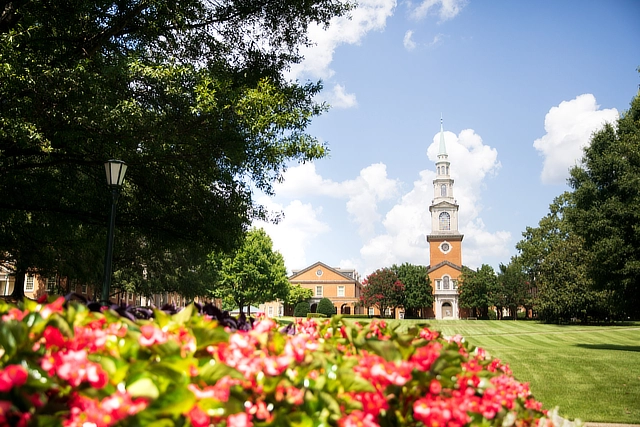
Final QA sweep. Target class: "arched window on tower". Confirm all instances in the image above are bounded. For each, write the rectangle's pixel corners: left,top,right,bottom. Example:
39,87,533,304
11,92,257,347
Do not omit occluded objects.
441,184,447,197
443,276,450,290
439,212,450,230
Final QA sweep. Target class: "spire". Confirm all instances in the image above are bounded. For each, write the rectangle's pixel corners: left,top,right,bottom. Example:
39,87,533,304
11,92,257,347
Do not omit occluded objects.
438,113,447,156
438,114,447,156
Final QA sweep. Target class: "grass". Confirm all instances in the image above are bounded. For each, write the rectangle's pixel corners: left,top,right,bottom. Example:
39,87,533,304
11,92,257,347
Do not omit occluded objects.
394,319,640,424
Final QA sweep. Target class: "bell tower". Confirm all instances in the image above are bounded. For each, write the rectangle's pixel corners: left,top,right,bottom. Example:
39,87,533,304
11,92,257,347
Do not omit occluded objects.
427,116,463,319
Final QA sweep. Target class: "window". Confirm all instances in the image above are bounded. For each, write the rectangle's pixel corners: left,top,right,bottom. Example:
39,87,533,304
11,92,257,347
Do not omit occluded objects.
268,306,274,317
385,307,392,316
337,286,345,297
452,280,458,290
443,276,450,290
441,184,447,197
82,283,88,294
25,275,34,292
439,212,451,230
436,280,441,290
315,285,323,297
46,277,56,292
315,269,323,277
368,307,375,316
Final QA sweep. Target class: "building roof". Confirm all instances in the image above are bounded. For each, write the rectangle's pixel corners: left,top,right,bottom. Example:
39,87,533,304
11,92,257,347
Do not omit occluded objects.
290,261,360,282
428,260,462,273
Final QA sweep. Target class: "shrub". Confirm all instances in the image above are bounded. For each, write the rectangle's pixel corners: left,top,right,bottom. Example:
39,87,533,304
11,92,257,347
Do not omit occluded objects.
293,300,310,317
0,296,564,427
306,313,326,318
317,297,336,317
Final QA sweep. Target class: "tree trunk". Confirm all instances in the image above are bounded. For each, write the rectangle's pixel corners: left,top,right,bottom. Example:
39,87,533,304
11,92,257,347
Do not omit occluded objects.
10,268,26,301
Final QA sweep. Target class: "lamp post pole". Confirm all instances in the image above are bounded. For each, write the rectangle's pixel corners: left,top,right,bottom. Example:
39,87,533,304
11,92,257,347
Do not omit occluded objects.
101,160,127,304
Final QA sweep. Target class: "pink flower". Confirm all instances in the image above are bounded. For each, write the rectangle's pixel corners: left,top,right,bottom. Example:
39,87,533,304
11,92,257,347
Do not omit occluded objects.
338,410,380,427
139,324,169,346
227,412,252,427
0,365,28,392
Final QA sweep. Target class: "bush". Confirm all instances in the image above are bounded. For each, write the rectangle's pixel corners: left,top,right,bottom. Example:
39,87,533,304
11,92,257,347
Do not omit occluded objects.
0,296,562,427
317,298,336,317
293,300,310,317
306,313,326,318
487,309,497,320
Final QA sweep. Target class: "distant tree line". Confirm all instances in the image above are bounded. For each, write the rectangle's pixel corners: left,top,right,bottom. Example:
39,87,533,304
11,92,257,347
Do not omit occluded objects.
460,84,640,322
359,263,434,318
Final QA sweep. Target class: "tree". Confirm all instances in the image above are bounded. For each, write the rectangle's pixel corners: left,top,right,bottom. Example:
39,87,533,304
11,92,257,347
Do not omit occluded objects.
283,284,313,316
458,264,497,319
317,298,335,317
516,194,610,322
360,268,405,318
294,301,310,317
497,259,529,319
0,0,351,299
565,89,640,318
212,228,289,316
391,263,432,318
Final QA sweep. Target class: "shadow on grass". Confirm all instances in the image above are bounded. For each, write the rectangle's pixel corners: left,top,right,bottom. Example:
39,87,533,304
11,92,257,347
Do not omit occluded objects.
576,343,640,352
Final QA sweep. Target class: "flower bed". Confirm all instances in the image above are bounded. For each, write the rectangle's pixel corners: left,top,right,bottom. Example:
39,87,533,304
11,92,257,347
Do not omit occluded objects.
0,296,561,426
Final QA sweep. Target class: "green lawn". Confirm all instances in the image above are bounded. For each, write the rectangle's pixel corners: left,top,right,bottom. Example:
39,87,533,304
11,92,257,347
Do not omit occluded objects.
396,319,640,424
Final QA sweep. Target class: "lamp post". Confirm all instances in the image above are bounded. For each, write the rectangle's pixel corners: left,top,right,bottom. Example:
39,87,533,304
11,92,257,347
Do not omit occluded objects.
101,159,127,304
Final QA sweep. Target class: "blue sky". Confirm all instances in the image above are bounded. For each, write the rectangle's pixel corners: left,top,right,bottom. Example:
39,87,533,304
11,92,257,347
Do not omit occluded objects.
255,0,640,278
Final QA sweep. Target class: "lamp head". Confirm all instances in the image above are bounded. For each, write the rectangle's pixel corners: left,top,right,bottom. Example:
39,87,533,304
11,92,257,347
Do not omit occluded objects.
104,159,127,187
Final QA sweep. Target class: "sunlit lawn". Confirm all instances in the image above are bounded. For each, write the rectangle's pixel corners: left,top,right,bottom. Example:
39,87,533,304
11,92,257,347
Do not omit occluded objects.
392,319,640,424
280,316,640,423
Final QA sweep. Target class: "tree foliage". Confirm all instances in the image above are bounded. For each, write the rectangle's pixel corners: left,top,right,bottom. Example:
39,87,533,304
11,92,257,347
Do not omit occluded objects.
317,297,335,317
293,300,310,317
284,284,313,315
0,0,351,298
458,264,497,319
517,194,611,322
565,90,640,318
496,258,530,319
360,268,405,317
211,228,289,316
391,263,432,318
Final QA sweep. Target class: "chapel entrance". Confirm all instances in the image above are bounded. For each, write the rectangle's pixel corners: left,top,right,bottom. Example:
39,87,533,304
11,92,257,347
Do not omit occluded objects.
442,302,453,318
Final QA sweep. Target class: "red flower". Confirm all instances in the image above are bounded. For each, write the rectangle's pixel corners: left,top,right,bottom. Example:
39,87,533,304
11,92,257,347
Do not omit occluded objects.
0,365,28,392
187,405,210,427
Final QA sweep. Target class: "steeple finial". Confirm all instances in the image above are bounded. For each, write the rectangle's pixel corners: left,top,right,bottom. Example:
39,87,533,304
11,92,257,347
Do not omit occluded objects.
438,114,447,156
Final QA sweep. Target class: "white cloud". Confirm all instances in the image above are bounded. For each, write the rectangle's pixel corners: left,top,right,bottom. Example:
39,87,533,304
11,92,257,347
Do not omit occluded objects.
357,128,507,275
261,128,507,276
410,0,467,21
533,94,618,185
327,84,358,109
288,0,396,80
404,30,417,50
254,197,330,273
275,162,400,238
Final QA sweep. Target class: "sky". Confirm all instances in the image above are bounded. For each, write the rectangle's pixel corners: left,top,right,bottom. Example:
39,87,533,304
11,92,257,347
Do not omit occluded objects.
255,0,640,278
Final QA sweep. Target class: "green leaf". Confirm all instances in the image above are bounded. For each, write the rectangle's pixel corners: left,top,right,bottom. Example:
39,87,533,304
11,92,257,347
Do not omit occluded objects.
152,385,196,416
198,359,244,384
127,377,160,399
171,303,194,326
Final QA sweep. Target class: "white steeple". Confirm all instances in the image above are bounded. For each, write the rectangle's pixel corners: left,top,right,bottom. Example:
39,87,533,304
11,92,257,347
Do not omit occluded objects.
429,116,459,235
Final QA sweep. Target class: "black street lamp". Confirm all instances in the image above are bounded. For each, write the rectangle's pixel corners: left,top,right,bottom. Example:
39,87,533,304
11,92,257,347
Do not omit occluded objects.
101,159,127,304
